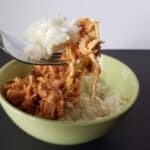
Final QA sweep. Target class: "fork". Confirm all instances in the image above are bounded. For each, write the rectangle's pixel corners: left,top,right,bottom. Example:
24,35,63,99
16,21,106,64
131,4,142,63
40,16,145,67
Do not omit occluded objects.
0,30,67,65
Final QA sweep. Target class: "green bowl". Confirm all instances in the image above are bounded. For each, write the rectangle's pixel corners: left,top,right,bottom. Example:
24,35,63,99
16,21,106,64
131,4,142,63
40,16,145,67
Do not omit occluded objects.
0,54,139,145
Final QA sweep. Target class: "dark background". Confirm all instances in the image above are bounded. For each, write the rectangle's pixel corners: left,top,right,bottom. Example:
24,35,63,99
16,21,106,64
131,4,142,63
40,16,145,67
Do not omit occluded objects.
0,50,150,150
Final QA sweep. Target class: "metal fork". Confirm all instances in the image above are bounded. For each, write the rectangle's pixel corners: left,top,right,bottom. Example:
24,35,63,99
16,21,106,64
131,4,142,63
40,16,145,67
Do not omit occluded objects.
0,30,67,65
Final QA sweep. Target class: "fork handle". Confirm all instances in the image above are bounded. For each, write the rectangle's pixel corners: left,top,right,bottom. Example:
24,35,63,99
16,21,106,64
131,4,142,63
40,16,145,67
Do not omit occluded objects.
0,33,9,55
0,33,5,50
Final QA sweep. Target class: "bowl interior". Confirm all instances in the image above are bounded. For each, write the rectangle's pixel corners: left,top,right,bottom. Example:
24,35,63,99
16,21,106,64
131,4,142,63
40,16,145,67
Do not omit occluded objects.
0,54,139,123
100,55,139,102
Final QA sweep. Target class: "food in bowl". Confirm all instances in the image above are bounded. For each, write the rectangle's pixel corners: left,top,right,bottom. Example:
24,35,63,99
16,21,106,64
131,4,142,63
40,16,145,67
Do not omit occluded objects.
2,16,129,121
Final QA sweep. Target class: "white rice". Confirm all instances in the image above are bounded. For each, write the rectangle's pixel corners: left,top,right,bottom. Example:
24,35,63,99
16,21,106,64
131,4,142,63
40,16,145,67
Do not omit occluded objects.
65,76,129,121
24,16,80,60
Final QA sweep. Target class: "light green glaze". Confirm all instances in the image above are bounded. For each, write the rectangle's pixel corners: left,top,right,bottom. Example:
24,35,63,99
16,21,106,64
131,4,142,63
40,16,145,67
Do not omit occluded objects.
0,54,139,145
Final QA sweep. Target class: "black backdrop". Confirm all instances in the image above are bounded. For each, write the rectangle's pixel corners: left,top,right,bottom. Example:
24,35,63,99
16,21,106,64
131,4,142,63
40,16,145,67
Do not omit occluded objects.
0,50,150,150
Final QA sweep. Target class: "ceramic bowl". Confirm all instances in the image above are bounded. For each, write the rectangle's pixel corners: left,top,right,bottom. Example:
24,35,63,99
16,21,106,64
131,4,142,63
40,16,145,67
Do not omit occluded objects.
0,54,139,145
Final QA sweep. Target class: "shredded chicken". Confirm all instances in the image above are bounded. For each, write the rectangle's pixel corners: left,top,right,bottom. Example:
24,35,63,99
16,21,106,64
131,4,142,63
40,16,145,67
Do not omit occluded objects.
62,18,101,99
3,66,81,119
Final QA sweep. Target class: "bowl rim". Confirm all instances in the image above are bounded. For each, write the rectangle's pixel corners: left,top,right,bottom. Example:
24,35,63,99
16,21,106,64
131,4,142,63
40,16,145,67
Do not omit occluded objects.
0,54,140,126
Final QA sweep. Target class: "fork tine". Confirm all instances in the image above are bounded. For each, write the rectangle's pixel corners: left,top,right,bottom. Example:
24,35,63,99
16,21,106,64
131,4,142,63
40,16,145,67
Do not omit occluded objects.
48,60,68,65
52,52,62,56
